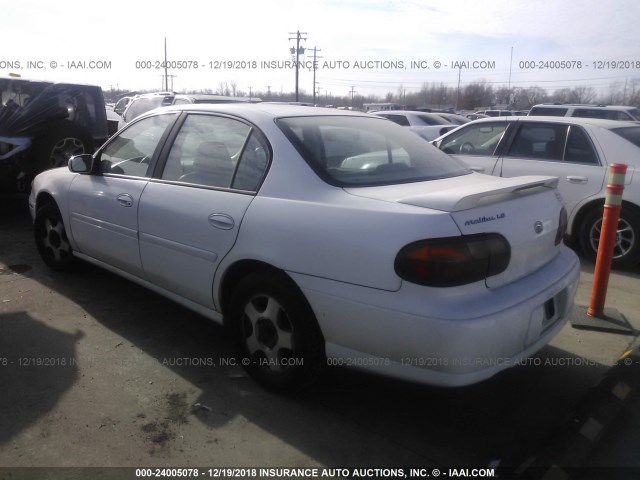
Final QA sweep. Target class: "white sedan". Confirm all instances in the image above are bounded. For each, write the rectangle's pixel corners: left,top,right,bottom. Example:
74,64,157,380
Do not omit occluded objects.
433,116,640,267
29,104,579,390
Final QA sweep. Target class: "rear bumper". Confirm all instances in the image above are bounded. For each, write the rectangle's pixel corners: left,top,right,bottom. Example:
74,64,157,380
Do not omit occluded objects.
290,246,580,387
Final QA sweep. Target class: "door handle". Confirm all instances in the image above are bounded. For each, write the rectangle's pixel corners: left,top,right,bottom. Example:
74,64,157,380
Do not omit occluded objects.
566,176,588,184
117,193,134,207
469,166,485,173
208,213,235,230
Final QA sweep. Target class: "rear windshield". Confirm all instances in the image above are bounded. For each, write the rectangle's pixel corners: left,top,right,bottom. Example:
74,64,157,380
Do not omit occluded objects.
277,116,470,187
611,126,640,148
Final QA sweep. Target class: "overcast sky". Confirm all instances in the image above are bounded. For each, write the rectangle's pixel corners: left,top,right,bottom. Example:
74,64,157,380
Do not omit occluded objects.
2,0,639,99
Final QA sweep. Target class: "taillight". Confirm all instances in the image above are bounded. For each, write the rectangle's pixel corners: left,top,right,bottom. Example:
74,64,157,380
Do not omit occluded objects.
394,234,510,287
555,207,568,245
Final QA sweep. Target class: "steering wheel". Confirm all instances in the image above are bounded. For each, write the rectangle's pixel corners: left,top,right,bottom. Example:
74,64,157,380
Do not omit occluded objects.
460,142,476,154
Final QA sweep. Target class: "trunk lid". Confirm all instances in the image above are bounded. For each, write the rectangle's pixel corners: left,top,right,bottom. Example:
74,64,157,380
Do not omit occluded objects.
345,173,563,288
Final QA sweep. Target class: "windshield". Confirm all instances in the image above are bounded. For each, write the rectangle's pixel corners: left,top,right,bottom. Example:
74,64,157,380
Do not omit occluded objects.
611,126,640,148
277,115,470,187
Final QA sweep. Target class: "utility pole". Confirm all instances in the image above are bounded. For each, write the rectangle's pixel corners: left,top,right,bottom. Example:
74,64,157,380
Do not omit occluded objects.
164,37,169,92
310,46,322,105
508,46,513,91
455,66,462,111
249,86,253,99
350,86,357,107
266,85,271,100
288,30,307,102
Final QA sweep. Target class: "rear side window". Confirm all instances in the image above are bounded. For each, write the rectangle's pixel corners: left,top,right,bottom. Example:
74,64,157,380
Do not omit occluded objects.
278,116,469,187
160,114,269,191
565,126,599,165
529,107,568,117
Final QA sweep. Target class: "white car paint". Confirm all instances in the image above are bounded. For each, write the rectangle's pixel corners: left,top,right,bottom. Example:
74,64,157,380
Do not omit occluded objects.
371,110,456,141
433,116,640,265
30,104,580,388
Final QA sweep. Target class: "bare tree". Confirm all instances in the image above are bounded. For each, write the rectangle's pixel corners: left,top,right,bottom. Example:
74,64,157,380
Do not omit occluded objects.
460,82,494,110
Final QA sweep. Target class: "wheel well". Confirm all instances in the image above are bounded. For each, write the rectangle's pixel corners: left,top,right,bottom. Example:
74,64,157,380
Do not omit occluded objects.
218,260,287,318
35,192,57,212
571,199,640,238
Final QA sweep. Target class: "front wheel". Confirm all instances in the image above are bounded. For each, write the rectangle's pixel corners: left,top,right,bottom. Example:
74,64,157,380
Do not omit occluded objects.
34,204,77,272
228,272,324,391
32,121,93,173
579,205,640,267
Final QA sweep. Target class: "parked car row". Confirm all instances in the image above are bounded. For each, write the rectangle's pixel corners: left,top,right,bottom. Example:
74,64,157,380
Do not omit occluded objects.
369,110,466,141
115,92,261,130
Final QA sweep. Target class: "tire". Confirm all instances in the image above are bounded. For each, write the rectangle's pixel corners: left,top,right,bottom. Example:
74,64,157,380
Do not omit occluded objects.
228,272,324,391
34,204,77,272
32,121,93,174
579,205,640,268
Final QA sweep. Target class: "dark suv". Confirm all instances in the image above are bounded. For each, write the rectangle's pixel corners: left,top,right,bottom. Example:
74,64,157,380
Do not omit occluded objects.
0,77,109,191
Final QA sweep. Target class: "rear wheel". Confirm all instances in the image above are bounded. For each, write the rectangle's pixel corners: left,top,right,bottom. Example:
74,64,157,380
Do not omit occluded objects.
579,205,640,267
34,204,76,272
228,272,324,391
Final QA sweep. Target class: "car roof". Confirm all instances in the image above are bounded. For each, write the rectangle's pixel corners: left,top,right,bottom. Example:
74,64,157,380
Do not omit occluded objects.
531,103,637,110
0,76,100,88
466,115,640,129
372,110,438,115
150,103,375,121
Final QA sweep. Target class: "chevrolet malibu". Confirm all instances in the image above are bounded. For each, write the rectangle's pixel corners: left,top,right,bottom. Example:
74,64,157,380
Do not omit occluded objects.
29,104,580,390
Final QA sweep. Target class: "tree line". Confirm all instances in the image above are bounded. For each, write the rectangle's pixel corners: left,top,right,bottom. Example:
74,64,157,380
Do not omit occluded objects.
105,78,640,111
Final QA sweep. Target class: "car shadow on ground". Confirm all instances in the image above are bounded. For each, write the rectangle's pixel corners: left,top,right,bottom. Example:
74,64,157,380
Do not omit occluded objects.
0,311,82,444
0,196,620,468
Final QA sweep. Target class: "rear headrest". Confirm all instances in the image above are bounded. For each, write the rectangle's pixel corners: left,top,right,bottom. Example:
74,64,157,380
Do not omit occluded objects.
194,141,232,174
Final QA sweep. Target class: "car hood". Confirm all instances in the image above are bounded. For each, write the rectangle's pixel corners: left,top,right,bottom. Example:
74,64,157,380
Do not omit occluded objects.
345,173,564,288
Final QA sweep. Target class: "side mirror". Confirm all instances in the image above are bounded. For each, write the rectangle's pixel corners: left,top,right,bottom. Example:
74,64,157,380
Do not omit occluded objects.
68,154,94,174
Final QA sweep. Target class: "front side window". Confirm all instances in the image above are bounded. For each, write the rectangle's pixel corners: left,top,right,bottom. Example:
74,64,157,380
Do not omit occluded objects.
506,123,568,161
278,116,469,187
161,114,268,190
99,113,176,177
439,122,508,156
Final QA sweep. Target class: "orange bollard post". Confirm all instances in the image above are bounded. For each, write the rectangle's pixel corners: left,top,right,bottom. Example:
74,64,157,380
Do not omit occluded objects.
587,164,627,318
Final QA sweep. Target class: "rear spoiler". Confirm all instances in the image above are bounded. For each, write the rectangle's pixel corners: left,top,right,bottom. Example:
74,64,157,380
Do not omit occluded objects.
399,175,559,212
